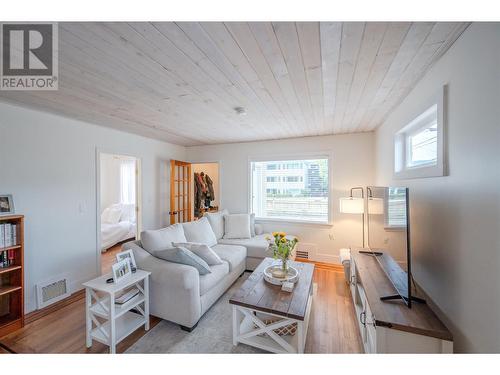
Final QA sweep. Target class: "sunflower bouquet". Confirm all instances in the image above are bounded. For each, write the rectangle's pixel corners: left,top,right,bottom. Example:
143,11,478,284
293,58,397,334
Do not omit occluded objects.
266,231,298,275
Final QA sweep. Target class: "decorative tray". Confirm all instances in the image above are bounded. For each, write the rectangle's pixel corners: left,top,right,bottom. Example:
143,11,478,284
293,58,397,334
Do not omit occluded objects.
263,265,299,286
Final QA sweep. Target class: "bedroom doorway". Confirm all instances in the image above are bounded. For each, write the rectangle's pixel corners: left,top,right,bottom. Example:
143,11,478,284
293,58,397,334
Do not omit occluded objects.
98,152,141,275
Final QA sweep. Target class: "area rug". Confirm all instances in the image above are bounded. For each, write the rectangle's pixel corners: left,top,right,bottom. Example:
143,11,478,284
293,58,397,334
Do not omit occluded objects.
126,273,266,353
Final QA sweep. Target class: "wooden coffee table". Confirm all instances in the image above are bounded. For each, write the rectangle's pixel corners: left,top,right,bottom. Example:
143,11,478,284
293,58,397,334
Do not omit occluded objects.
229,258,314,353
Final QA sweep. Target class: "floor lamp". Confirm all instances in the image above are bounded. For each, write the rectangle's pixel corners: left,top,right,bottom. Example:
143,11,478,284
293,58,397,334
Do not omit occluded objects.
339,187,365,248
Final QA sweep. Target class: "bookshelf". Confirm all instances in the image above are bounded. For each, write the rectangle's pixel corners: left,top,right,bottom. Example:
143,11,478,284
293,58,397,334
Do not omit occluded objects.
0,215,24,337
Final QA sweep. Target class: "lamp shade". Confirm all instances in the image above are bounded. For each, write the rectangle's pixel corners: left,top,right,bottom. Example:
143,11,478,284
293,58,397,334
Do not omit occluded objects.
368,198,384,214
339,197,364,214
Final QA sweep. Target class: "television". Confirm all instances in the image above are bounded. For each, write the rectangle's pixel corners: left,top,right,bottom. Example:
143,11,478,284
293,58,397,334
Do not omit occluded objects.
366,186,424,308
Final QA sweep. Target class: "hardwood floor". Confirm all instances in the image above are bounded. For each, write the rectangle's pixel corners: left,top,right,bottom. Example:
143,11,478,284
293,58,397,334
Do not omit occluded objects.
0,263,362,354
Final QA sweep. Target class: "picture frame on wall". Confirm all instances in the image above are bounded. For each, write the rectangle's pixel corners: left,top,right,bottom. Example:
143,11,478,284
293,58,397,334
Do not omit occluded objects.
0,195,15,216
112,258,132,284
116,249,137,270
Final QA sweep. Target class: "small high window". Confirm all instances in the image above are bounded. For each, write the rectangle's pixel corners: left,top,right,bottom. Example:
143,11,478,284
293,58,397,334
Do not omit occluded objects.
394,87,445,179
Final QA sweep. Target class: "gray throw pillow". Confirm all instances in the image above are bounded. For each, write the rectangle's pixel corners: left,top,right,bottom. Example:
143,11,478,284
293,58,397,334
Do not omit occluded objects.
250,213,256,237
172,242,223,266
154,247,211,275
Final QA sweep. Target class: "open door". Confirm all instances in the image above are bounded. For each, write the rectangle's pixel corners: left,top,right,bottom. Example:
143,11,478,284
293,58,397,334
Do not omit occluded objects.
169,159,192,224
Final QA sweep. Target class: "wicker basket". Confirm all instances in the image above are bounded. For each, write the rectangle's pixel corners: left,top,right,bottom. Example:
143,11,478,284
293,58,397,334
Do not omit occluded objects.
254,313,297,336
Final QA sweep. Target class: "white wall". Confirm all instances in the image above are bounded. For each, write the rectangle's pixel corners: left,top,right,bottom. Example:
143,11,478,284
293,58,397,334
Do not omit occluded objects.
374,23,500,353
0,102,186,313
187,133,374,263
100,153,122,211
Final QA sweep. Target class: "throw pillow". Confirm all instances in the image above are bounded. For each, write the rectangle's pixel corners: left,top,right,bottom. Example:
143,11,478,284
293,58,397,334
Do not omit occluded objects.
223,213,251,239
141,223,187,254
154,247,211,275
204,209,229,240
254,223,264,235
172,242,223,266
181,217,218,247
250,213,256,237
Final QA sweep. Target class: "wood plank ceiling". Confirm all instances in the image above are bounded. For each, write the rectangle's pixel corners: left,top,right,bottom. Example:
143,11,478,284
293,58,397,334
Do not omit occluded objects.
0,22,469,146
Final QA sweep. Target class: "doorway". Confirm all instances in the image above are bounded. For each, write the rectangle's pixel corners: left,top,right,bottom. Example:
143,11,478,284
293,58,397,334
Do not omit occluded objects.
98,152,141,274
192,162,220,220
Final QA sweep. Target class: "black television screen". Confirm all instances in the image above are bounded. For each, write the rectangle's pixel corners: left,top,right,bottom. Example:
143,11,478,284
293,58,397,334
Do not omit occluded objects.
367,186,414,307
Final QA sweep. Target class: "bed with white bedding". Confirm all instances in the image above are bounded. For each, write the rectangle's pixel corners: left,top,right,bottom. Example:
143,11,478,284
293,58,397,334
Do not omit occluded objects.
101,204,136,251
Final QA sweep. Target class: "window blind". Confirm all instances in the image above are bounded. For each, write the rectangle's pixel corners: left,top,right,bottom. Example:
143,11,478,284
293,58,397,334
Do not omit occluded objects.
386,187,407,228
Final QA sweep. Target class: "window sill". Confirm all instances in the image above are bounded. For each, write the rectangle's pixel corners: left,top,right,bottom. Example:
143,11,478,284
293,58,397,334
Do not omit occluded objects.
255,217,333,228
384,226,406,232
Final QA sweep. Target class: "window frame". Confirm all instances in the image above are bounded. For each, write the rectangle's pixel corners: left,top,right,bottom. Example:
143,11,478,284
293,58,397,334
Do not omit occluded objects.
394,86,446,179
248,152,333,226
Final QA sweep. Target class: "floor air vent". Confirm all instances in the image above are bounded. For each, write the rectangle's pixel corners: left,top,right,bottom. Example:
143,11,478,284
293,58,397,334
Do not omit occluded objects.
36,276,71,309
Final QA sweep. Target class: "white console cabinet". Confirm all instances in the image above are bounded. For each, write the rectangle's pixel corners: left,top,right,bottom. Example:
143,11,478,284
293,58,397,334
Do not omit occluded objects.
350,249,453,353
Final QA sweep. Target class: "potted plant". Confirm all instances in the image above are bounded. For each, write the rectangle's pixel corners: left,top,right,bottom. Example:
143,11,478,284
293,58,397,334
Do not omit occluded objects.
266,232,298,278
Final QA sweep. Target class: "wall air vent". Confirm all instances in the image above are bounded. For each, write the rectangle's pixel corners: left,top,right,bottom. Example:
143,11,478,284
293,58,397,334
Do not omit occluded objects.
36,276,71,309
294,243,317,261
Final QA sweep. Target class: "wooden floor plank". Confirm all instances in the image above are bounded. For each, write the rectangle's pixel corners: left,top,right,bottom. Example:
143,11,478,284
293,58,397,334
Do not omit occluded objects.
0,262,362,354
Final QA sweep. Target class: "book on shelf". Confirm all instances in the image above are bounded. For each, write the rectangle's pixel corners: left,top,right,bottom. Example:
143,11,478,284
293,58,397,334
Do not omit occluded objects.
0,224,4,248
1,250,10,268
0,223,18,249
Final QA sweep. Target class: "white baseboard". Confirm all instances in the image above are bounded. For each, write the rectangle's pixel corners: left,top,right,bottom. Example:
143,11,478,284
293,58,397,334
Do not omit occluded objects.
313,253,341,265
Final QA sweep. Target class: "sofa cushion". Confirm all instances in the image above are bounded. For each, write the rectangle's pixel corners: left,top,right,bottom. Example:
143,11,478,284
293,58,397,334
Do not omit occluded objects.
204,209,228,240
211,244,247,271
223,214,251,239
182,217,217,247
172,242,223,266
199,261,230,295
141,224,187,254
153,247,211,275
217,234,271,259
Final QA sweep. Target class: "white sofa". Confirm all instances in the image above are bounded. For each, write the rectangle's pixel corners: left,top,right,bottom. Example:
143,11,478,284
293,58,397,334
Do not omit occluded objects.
122,213,276,330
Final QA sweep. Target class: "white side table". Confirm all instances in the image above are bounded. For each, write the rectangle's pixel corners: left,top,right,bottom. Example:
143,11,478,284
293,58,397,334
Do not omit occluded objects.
82,269,150,354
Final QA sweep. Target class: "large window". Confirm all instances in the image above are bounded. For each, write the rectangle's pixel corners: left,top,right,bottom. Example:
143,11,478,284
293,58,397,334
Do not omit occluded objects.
250,158,329,223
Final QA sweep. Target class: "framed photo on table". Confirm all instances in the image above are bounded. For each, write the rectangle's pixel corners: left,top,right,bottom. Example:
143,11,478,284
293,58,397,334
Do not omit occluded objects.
116,249,137,269
0,195,15,216
112,259,132,283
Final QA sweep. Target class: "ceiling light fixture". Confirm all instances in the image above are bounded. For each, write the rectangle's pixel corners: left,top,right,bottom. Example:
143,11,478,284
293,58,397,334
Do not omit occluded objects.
234,106,247,116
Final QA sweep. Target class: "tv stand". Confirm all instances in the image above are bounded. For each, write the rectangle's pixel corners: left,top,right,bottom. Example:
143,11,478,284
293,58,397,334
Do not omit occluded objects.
380,294,427,304
358,250,383,256
349,249,452,353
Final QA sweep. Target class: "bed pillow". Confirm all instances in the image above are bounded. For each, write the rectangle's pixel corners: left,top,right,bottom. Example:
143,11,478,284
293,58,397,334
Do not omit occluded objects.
141,223,187,254
172,242,223,266
101,206,122,224
181,217,218,247
223,214,251,239
204,209,229,240
154,247,211,275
